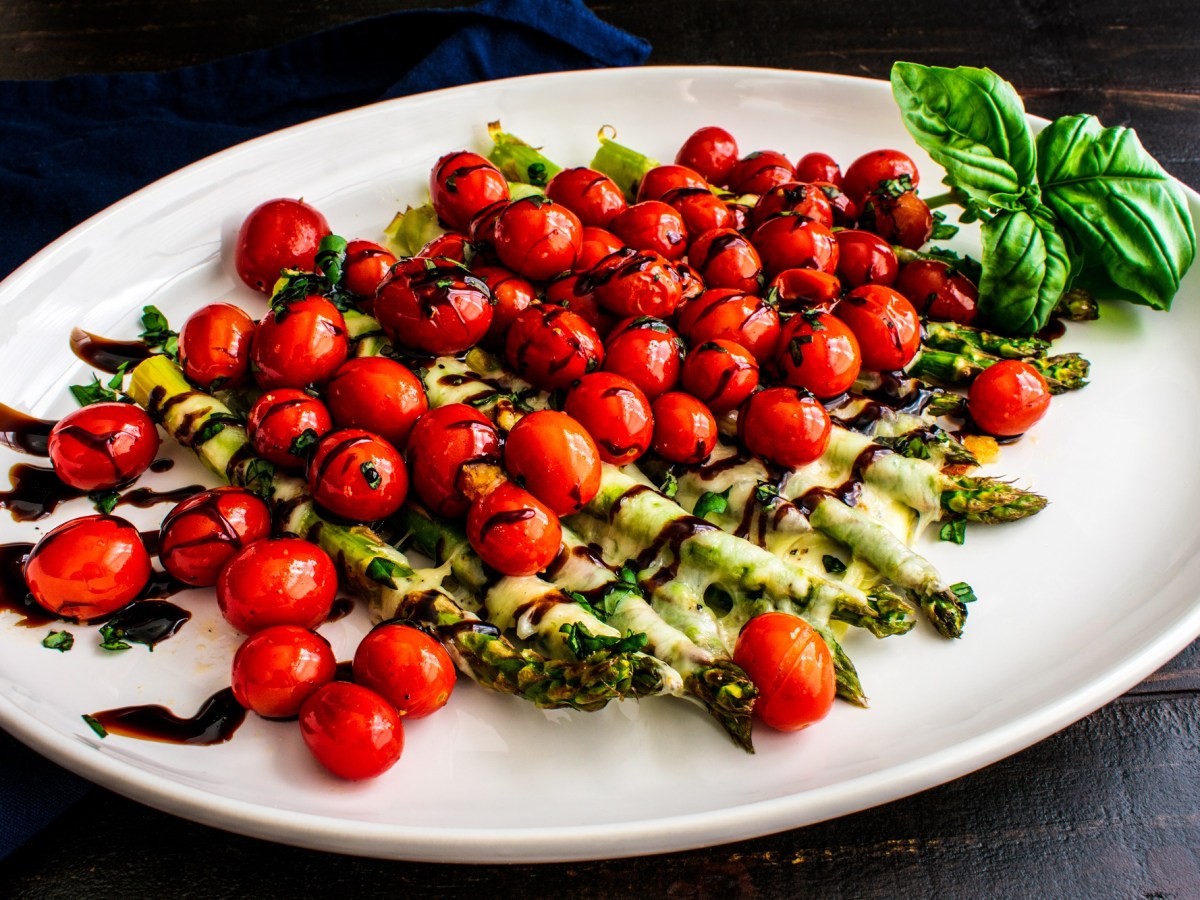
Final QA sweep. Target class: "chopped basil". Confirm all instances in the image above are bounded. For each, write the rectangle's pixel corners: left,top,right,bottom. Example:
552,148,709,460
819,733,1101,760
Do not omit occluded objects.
366,556,407,589
693,487,732,520
69,375,123,407
42,630,74,652
657,471,679,499
949,581,978,604
822,555,848,575
89,490,120,515
82,714,107,738
939,519,967,544
288,428,320,458
931,210,960,240
139,305,179,362
98,622,131,652
360,462,382,490
559,623,647,660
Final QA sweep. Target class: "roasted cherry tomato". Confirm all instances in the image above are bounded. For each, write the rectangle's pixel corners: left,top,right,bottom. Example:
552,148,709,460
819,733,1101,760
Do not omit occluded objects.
893,258,979,324
417,232,476,266
504,305,604,391
406,404,501,518
217,537,337,633
776,311,862,399
503,410,601,515
583,248,684,319
325,357,428,449
738,386,831,466
676,288,782,362
299,682,404,781
48,402,160,491
680,339,760,414
429,151,510,233
767,268,842,312
687,229,763,294
609,200,688,261
841,149,920,206
967,360,1051,437
636,164,709,202
864,190,933,250
24,515,151,621
235,198,330,293
353,623,457,719
159,487,272,587
733,612,835,732
675,125,739,187
308,428,408,522
674,261,706,303
813,182,859,228
662,187,734,237
834,229,900,288
467,199,508,253
232,625,337,719
650,392,718,464
494,196,582,281
467,481,563,576
470,264,538,346
750,216,839,278
564,372,654,465
178,303,256,390
602,316,684,400
246,388,334,473
342,240,398,302
573,227,626,273
374,261,493,355
794,152,843,188
251,295,348,389
726,150,794,195
835,284,922,371
750,182,834,230
544,274,618,340
545,167,627,228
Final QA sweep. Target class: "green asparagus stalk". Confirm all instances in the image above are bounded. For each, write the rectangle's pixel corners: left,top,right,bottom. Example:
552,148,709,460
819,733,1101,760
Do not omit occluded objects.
922,321,1049,359
909,346,1089,394
486,121,563,188
1053,288,1100,321
589,128,661,201
382,204,444,257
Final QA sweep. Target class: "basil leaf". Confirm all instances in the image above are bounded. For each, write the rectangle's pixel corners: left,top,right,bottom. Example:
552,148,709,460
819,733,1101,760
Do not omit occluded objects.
890,63,1037,203
1036,114,1195,310
979,207,1072,334
693,488,731,520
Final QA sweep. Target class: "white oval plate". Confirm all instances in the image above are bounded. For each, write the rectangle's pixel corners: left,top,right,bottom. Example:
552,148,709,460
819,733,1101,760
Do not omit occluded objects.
1,66,1198,863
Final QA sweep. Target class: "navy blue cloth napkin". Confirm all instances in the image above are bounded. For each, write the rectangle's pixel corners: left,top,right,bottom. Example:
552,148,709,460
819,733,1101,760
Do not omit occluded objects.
0,0,649,860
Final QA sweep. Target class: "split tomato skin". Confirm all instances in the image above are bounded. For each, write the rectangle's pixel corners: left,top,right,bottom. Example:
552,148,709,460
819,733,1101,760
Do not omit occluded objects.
680,338,760,414
675,125,739,187
235,198,330,294
24,515,151,621
178,303,256,390
307,428,408,523
406,404,501,519
687,229,763,294
467,481,563,577
246,389,334,474
159,487,272,587
231,625,337,719
564,372,655,465
750,216,840,279
353,623,457,719
299,682,404,781
494,196,582,281
967,360,1052,437
676,287,782,363
583,248,684,319
251,295,349,390
738,386,831,467
217,537,337,634
504,305,605,392
545,167,627,228
865,190,933,249
602,316,684,400
48,402,160,491
429,151,510,233
325,357,428,450
650,392,718,464
503,410,601,516
374,263,494,355
835,284,922,372
734,612,835,732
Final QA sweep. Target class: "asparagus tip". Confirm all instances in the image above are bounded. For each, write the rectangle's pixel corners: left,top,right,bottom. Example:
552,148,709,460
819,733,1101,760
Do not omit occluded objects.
685,661,758,753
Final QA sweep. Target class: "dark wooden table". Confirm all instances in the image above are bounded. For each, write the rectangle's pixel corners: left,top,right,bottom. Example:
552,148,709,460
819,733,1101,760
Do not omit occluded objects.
2,1,1199,896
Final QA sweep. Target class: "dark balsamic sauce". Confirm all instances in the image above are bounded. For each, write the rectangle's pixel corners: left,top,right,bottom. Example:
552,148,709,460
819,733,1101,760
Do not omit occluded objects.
89,687,245,745
104,600,191,647
0,403,56,457
1037,318,1067,342
0,464,87,521
114,484,205,510
326,596,354,622
69,328,153,374
149,458,175,474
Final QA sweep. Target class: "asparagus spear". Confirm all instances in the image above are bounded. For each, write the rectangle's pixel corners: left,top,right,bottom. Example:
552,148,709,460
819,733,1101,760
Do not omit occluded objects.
486,121,563,188
590,128,661,201
922,321,1049,359
910,346,1089,394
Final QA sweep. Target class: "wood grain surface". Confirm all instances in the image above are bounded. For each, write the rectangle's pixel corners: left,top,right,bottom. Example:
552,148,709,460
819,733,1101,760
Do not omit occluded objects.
1,1,1199,896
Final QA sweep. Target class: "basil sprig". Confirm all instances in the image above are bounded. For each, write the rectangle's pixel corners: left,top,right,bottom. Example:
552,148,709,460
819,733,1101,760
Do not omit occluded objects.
891,62,1195,334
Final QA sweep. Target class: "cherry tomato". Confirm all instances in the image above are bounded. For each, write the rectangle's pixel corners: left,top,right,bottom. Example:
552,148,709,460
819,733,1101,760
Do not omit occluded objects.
738,386,831,466
726,150,794,195
307,428,408,522
503,410,601,516
750,182,834,230
564,372,654,465
325,357,428,449
680,339,759,414
776,311,862,399
676,288,782,362
374,262,493,355
429,151,510,233
159,487,272,587
342,240,397,302
353,623,457,719
299,682,404,781
582,248,684,319
835,284,922,371
841,149,920,206
504,305,604,391
602,316,684,400
467,481,562,576
650,392,718,464
573,227,626,273
834,229,899,288
893,258,979,325
462,264,535,348
686,229,763,294
494,196,582,281
794,152,843,188
251,295,349,389
235,198,330,293
246,388,334,473
467,199,508,253
178,303,256,390
750,216,839,278
417,232,476,266
217,537,337,634
767,269,842,312
544,275,618,340
406,404,501,518
662,187,734,236
733,612,834,732
864,190,933,250
967,360,1051,437
636,164,709,202
24,515,151,621
545,167,627,228
813,182,859,227
48,402,160,491
231,625,337,719
675,125,739,187
674,261,706,303
609,201,688,261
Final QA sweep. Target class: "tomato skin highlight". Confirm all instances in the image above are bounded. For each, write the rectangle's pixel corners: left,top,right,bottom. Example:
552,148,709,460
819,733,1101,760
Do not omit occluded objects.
794,152,843,188
675,125,739,187
503,410,601,516
307,428,408,523
48,402,160,491
834,229,900,288
680,338,760,414
342,240,397,302
406,404,501,519
159,487,272,587
893,259,979,325
967,360,1052,436
251,295,349,390
24,515,151,621
494,196,582,281
503,305,605,392
564,372,655,465
734,612,835,732
738,386,831,467
610,200,689,262
231,625,337,719
835,284,922,372
374,263,494,355
353,623,457,719
467,481,563,577
676,288,782,363
776,311,862,400
179,302,256,390
429,151,510,234
246,388,334,474
545,167,627,228
235,198,330,294
217,537,338,634
299,682,404,781
650,392,718,464
325,357,428,450
602,316,684,400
